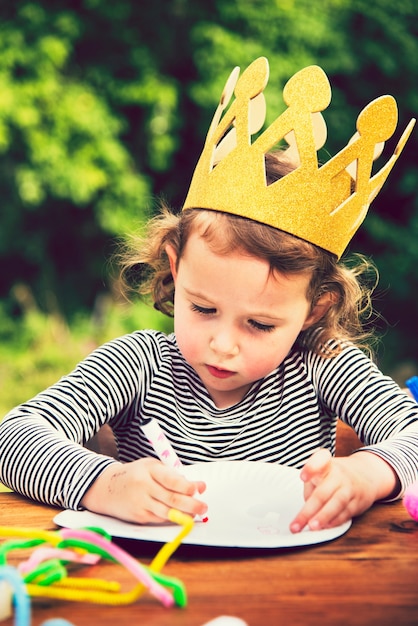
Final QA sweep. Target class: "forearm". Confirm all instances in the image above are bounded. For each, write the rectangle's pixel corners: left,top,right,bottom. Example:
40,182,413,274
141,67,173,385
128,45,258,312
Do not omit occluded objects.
344,450,400,502
0,413,116,509
81,462,126,515
355,426,418,499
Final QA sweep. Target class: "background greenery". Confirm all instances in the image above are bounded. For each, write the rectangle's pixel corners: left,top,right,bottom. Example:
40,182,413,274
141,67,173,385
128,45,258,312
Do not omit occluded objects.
1,0,417,416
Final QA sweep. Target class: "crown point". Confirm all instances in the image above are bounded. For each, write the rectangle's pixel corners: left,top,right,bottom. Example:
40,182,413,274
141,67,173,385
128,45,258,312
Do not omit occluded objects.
220,66,240,107
234,57,269,99
394,118,416,156
283,65,331,111
356,95,398,142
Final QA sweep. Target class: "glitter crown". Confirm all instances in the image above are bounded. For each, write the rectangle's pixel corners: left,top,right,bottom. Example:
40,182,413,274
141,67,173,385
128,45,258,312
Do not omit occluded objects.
183,57,415,258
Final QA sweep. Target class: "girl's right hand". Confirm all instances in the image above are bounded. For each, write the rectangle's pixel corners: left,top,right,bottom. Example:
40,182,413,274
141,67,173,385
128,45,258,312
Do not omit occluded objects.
81,457,207,524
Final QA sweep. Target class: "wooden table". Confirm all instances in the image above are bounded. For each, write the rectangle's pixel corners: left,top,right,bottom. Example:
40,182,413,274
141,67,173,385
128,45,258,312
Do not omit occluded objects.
1,491,417,626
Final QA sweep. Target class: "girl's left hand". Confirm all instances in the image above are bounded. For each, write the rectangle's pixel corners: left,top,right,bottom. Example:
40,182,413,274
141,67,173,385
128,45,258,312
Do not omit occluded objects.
289,448,398,533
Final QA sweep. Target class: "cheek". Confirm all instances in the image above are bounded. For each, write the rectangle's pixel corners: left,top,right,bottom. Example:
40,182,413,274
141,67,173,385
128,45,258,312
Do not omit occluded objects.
243,334,296,378
174,307,201,362
241,345,279,379
176,333,202,367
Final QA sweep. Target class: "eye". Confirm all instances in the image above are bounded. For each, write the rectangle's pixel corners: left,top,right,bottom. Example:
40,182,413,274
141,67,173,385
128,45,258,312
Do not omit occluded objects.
248,319,275,333
191,303,216,315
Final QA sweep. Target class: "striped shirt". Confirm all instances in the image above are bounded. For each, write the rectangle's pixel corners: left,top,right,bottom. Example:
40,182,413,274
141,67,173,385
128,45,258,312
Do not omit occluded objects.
0,330,417,510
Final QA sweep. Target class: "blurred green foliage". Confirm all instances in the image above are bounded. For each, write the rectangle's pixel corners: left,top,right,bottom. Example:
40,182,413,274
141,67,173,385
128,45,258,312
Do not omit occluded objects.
0,289,173,416
1,0,418,414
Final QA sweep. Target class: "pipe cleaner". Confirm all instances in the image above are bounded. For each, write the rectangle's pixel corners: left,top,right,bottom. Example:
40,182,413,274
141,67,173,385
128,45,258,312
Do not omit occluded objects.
0,508,193,610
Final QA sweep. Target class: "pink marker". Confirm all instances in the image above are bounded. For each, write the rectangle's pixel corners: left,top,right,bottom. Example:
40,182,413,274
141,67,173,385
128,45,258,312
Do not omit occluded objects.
141,417,183,470
141,417,208,522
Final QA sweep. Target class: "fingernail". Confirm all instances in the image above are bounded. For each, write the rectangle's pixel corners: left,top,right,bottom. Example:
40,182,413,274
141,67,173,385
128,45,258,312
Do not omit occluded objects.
309,519,320,531
290,522,301,533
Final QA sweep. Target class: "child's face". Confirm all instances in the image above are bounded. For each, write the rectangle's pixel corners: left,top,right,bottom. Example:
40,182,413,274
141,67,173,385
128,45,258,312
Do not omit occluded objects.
167,231,318,409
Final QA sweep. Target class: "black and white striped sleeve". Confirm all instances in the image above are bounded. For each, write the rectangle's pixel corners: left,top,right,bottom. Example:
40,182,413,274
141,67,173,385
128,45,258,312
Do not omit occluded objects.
0,331,159,509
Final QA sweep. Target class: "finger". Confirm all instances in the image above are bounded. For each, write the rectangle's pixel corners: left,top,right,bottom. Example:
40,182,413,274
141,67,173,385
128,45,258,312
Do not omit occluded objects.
309,485,354,530
322,508,353,529
300,448,333,484
150,462,205,497
147,472,208,518
141,457,206,493
291,479,354,533
132,482,208,523
290,473,340,533
150,464,208,504
194,480,207,495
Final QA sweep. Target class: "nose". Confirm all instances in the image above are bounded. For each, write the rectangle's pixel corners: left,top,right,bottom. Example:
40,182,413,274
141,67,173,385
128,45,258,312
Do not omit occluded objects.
209,327,239,357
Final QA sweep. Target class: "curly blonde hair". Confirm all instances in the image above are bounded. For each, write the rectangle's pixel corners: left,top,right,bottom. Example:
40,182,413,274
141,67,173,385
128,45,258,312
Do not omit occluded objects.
118,153,379,358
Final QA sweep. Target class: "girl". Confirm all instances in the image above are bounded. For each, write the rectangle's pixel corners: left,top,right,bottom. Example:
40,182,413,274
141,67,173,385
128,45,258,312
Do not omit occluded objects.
1,151,418,533
1,57,417,532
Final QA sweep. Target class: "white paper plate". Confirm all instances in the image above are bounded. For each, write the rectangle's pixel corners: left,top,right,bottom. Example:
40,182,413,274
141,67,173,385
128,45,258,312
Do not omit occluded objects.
54,461,351,548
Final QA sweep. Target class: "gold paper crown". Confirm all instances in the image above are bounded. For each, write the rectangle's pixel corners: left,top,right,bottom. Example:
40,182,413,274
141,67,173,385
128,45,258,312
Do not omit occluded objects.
183,57,415,258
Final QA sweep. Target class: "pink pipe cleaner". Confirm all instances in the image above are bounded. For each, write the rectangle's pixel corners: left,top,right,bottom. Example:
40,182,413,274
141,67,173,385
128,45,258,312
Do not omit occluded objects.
59,528,174,607
403,481,418,521
18,547,100,575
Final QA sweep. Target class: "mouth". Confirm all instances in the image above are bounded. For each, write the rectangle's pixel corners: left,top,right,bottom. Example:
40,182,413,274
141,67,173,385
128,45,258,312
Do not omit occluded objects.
206,364,236,379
